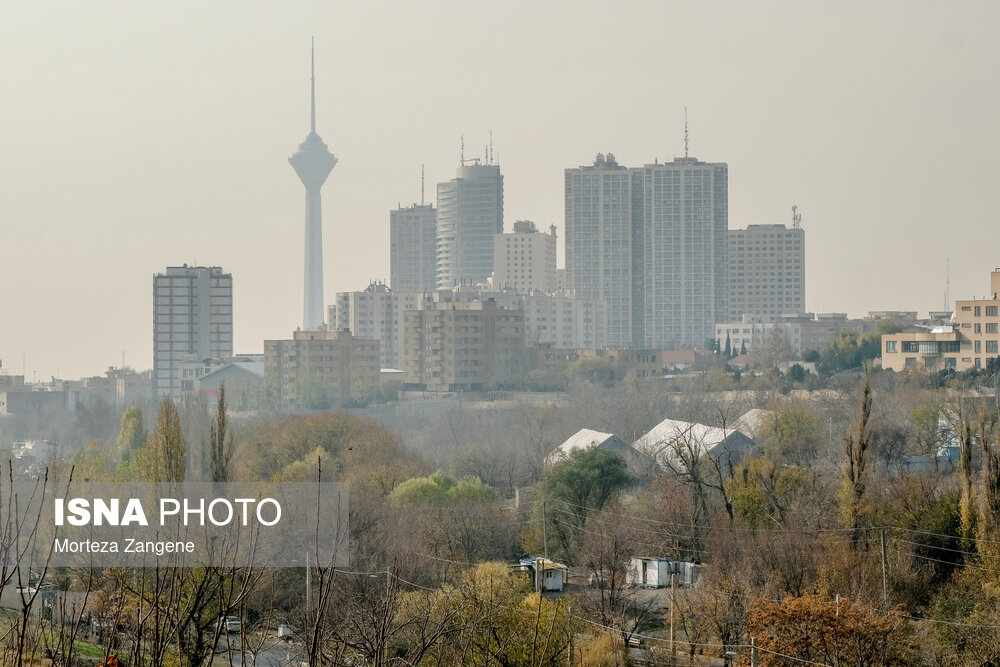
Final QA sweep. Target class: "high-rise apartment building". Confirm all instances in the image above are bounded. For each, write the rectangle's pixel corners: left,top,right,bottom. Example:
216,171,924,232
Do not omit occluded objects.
390,204,437,292
436,164,504,290
153,265,233,398
492,220,558,294
565,153,728,350
642,157,728,350
564,154,643,348
727,224,805,321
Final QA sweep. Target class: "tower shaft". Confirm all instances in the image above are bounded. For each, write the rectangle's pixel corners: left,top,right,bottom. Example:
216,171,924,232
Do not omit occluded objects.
303,187,325,329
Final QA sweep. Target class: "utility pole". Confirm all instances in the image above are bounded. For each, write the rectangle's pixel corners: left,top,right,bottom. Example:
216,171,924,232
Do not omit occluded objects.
750,637,759,667
305,551,311,632
670,572,677,662
542,500,549,559
880,528,889,604
567,601,573,667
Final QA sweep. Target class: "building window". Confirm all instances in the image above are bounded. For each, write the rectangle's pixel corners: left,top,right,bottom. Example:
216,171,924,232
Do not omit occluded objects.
976,324,982,334
885,341,897,353
976,358,982,369
905,357,917,368
902,341,919,353
975,306,982,316
988,341,999,354
988,323,999,334
945,357,957,370
918,341,940,355
989,306,999,317
976,341,982,353
945,341,961,353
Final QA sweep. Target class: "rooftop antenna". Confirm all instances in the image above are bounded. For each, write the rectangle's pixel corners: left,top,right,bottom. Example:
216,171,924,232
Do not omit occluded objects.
310,37,316,134
684,106,689,158
421,164,425,205
460,135,464,165
489,130,494,165
791,204,802,229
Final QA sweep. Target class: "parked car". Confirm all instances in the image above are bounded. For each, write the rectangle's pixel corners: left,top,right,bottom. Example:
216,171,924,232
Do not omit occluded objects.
222,616,241,634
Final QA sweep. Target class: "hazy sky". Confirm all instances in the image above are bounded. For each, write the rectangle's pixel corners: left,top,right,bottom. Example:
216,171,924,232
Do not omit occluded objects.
3,1,998,381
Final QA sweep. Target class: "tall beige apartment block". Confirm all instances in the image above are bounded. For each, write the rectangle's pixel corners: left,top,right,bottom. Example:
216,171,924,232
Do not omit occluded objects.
264,329,380,407
403,300,526,391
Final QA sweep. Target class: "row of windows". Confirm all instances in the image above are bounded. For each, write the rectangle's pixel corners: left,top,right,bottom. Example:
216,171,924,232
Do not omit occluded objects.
960,305,999,316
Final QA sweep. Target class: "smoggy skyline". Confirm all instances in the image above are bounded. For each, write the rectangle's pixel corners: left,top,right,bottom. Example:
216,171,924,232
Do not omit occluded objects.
2,1,998,380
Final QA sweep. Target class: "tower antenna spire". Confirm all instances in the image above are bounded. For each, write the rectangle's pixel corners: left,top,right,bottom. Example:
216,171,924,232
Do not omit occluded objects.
945,257,950,310
421,163,425,205
489,129,494,165
684,106,689,158
460,135,464,165
310,37,316,134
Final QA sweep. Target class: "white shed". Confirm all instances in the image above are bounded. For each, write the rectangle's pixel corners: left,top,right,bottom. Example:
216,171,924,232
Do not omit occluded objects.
516,557,569,592
627,557,702,588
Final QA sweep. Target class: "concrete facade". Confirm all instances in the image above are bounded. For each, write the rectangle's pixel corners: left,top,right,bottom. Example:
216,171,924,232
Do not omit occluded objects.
436,164,504,290
153,265,233,398
564,154,642,348
330,283,431,370
264,329,380,407
390,204,437,292
727,224,805,321
403,300,527,391
333,285,607,372
492,220,558,294
882,269,1000,372
641,157,728,350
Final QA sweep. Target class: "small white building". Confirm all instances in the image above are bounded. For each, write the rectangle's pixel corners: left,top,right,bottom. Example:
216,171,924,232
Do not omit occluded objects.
626,557,703,588
516,557,568,592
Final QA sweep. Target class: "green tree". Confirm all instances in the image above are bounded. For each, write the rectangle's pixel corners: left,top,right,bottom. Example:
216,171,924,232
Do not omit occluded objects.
727,456,809,529
209,383,233,483
786,363,806,383
758,406,823,466
141,399,187,482
842,375,873,549
539,448,631,558
115,406,146,480
395,562,575,666
389,470,494,505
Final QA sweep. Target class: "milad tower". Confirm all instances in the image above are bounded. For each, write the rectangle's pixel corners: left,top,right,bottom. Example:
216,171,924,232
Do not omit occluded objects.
289,40,337,330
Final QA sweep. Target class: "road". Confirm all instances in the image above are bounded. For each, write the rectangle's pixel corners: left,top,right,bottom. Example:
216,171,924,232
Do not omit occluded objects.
214,634,305,666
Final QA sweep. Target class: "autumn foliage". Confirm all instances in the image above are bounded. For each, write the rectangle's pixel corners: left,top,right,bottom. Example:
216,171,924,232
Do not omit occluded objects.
745,594,914,666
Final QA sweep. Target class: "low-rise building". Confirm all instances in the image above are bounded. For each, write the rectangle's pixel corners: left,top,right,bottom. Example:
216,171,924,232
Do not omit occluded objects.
882,268,1000,372
546,428,655,478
